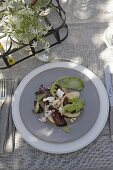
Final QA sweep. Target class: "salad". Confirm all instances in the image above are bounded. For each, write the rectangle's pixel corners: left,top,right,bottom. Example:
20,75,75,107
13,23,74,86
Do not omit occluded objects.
32,76,85,133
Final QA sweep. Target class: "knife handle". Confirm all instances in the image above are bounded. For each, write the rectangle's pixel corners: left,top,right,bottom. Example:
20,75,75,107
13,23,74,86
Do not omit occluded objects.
110,106,113,141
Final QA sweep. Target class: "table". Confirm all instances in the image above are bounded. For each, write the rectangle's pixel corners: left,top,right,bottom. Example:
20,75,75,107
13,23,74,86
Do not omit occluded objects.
0,0,113,169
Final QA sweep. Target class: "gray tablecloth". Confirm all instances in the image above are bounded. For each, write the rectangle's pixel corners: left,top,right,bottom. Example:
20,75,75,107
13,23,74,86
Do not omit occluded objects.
0,0,113,169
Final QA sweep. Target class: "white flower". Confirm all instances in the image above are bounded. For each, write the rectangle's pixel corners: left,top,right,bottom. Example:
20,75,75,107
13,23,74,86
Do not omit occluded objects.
32,41,38,48
26,6,34,15
42,30,48,35
45,25,52,31
45,42,50,52
31,28,39,35
2,16,9,23
0,5,6,12
22,37,29,44
0,16,6,27
2,0,14,10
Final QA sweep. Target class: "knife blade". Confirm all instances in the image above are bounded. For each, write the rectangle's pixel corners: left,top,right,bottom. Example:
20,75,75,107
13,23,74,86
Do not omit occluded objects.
105,65,113,140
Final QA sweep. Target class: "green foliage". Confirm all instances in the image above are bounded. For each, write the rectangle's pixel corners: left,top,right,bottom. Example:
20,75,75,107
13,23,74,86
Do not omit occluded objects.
0,0,51,50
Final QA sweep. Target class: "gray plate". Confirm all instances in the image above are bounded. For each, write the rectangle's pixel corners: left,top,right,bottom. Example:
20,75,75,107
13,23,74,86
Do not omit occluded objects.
19,67,100,143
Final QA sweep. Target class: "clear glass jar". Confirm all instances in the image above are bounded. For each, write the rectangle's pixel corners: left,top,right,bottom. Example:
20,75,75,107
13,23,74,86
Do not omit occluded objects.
71,0,96,19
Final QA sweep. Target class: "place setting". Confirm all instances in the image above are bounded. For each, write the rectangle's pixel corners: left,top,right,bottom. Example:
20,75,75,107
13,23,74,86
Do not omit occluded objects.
0,60,110,154
0,0,113,168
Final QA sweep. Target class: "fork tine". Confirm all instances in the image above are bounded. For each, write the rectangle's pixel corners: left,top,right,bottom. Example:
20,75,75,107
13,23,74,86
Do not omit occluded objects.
0,80,2,97
4,80,7,97
2,79,4,97
5,79,7,97
1,79,3,97
2,80,4,97
0,79,7,109
3,79,6,97
0,79,7,97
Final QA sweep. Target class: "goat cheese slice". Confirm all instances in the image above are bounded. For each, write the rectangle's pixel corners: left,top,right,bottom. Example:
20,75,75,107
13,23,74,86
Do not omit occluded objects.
39,117,46,122
56,88,64,98
43,96,55,103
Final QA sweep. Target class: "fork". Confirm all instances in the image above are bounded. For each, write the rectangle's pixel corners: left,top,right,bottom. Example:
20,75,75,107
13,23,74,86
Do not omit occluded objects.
0,79,7,109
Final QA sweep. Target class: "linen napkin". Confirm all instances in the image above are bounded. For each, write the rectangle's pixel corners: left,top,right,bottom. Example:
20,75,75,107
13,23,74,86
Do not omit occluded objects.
0,77,20,154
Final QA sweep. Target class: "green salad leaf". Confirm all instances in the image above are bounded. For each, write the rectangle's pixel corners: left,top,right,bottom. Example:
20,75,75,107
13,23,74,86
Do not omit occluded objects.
63,98,85,113
57,76,84,90
50,82,58,96
36,93,46,102
50,76,84,96
62,126,71,133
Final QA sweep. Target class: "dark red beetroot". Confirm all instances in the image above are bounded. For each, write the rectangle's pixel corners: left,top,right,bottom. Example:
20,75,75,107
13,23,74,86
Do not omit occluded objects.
52,110,67,126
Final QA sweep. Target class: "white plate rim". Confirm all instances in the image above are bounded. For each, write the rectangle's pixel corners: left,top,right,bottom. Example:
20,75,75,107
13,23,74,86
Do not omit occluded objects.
12,62,109,154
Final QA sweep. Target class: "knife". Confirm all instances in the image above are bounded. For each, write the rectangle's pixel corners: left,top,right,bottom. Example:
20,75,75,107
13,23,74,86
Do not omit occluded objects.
105,65,113,140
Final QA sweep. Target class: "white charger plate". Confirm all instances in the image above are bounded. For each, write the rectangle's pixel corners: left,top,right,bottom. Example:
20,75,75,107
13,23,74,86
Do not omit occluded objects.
12,62,109,154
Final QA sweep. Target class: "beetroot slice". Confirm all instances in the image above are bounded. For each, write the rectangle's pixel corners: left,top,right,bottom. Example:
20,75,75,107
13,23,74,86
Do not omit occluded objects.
52,111,67,126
